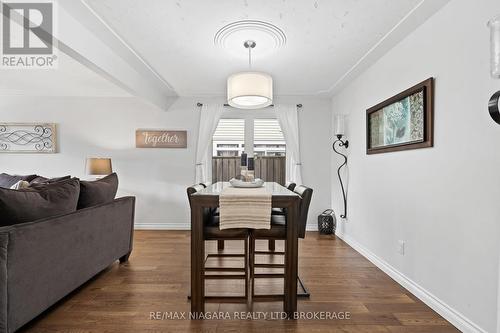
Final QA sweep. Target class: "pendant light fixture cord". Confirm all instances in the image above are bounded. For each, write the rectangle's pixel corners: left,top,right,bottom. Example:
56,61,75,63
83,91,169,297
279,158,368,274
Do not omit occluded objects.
244,40,256,70
248,46,252,69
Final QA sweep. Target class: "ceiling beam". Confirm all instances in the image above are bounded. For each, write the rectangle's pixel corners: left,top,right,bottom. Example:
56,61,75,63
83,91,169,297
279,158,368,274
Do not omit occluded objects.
5,0,178,110
58,0,178,110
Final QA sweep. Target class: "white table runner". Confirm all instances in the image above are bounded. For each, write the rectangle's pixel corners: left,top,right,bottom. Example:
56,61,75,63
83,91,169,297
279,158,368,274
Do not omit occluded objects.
219,186,272,230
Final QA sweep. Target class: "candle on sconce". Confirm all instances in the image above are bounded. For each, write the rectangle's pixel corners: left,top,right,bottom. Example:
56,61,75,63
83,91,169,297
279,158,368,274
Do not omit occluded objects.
334,114,347,137
488,15,500,78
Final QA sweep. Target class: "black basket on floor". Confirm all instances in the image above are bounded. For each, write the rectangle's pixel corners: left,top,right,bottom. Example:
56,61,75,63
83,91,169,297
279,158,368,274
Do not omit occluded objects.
318,209,336,235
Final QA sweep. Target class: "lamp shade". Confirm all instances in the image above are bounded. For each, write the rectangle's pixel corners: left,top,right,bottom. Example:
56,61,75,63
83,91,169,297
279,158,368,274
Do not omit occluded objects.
227,71,273,109
86,158,112,175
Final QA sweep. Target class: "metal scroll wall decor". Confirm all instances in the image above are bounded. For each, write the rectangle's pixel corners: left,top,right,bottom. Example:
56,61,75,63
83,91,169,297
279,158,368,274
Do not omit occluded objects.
0,123,56,153
332,134,348,219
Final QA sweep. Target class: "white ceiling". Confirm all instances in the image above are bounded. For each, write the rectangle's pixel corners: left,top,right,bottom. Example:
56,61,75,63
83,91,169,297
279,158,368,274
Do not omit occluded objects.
84,0,427,97
0,0,449,101
0,51,131,97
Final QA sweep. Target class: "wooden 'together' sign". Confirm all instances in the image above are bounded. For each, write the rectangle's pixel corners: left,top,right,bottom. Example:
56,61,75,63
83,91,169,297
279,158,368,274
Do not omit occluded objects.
136,130,187,148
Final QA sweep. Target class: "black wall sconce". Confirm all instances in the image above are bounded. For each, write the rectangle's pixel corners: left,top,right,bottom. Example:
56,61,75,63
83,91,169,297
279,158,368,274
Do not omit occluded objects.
333,115,348,219
488,16,500,124
489,91,500,124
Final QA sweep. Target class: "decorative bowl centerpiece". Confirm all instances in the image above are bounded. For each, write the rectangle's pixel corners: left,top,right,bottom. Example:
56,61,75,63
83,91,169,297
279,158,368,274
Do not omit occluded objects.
229,178,264,188
232,153,262,187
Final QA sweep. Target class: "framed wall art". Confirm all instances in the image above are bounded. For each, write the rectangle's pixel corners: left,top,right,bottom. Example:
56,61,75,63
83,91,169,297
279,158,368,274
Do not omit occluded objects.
366,78,434,154
0,123,56,153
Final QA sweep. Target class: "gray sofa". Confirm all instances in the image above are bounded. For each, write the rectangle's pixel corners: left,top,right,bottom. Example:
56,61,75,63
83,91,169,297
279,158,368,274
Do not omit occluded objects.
0,196,135,333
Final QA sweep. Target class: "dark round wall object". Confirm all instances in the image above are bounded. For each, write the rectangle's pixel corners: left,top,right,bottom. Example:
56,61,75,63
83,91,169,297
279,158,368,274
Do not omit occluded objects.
489,90,500,125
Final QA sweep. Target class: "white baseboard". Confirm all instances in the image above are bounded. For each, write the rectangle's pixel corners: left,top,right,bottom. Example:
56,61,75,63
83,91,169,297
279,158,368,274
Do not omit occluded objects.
134,221,189,230
335,231,487,333
134,222,320,231
306,223,318,231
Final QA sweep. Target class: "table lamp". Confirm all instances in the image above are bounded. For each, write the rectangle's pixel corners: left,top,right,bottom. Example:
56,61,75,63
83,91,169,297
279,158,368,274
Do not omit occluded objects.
86,158,112,179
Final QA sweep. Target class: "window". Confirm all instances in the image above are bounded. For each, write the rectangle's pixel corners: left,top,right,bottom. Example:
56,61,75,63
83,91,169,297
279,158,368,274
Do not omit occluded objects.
212,117,286,184
212,118,285,157
212,119,245,157
254,119,286,156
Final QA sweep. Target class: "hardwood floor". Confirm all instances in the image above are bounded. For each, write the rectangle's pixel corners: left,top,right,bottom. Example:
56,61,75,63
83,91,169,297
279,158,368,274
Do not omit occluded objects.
21,231,459,333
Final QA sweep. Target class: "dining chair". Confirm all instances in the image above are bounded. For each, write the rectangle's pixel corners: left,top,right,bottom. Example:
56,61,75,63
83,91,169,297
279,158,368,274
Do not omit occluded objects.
268,182,296,251
187,184,250,301
249,184,313,299
199,182,225,251
271,182,296,216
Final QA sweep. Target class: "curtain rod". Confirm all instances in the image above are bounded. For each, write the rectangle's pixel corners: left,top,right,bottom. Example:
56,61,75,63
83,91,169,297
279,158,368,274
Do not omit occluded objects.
196,102,303,108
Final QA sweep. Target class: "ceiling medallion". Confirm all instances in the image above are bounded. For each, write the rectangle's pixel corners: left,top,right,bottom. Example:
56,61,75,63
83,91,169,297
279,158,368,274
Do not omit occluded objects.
214,20,286,57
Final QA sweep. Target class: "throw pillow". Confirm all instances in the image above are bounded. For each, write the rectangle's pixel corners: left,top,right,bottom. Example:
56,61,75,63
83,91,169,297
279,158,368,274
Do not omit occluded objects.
77,173,118,209
0,178,80,226
0,173,38,189
30,175,71,185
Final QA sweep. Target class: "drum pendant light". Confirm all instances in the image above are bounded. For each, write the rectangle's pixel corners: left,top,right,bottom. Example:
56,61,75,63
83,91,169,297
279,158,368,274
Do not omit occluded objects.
227,40,273,109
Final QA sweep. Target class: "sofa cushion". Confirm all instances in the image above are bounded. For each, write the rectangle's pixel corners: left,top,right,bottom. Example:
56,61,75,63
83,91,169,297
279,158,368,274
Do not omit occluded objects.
78,173,118,209
28,176,48,184
0,173,38,189
0,178,80,226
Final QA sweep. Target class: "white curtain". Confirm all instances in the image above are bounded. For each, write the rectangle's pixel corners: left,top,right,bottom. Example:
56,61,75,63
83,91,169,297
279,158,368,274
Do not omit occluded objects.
195,104,224,183
275,104,303,185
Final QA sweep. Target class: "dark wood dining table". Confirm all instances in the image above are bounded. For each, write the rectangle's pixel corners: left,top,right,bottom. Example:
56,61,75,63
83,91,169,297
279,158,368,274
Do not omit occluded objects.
190,182,301,318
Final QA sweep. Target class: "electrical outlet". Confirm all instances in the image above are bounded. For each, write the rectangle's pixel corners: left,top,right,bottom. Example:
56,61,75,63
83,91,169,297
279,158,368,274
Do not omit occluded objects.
398,240,405,255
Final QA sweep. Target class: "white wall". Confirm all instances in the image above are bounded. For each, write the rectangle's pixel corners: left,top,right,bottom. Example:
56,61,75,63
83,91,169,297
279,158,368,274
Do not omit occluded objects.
0,95,331,230
330,0,500,332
